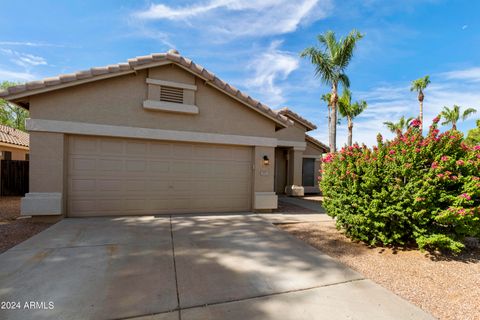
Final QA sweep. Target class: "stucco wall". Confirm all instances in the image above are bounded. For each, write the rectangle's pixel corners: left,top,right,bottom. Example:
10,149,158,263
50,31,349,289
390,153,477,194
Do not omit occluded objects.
275,122,306,142
29,131,65,194
0,144,28,160
29,65,276,138
304,141,324,156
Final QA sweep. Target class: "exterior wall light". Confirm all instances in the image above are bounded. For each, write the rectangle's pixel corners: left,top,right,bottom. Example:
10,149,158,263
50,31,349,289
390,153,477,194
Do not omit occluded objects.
263,155,270,166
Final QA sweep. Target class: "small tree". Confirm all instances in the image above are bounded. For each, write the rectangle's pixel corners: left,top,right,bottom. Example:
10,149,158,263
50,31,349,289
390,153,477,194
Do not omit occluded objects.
337,88,367,146
440,105,477,130
383,116,414,136
465,120,480,145
0,81,29,131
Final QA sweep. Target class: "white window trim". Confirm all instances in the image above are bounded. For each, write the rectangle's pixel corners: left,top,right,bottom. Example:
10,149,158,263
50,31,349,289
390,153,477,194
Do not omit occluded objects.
146,78,197,91
143,100,199,114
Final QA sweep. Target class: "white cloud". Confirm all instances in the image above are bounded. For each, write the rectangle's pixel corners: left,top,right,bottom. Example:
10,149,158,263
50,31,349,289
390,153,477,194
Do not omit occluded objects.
245,41,299,106
0,41,65,47
0,69,35,81
134,0,332,38
0,49,47,68
441,67,480,82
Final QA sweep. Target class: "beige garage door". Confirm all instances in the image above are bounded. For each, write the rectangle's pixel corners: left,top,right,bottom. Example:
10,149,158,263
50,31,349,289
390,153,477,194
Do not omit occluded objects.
67,135,252,217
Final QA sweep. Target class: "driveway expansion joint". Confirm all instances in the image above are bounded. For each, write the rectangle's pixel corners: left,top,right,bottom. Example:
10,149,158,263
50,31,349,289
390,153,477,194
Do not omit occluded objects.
169,215,182,320
178,277,366,312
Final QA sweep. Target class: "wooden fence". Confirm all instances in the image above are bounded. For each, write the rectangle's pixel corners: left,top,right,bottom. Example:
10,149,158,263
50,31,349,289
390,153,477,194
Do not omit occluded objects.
0,160,29,196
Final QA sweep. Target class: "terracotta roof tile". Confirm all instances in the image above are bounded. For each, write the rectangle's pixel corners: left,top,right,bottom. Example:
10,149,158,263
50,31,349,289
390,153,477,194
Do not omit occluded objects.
0,125,29,147
0,51,291,127
276,107,317,131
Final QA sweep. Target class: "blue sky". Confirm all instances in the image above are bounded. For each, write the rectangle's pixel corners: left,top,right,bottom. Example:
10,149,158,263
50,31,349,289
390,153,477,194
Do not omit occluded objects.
0,0,479,145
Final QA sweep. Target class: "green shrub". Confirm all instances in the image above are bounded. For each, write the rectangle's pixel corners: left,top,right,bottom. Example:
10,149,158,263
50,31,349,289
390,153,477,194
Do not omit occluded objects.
320,116,480,252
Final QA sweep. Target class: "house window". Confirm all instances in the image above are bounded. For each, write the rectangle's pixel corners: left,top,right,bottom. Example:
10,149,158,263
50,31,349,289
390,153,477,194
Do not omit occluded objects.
302,158,315,187
2,151,12,160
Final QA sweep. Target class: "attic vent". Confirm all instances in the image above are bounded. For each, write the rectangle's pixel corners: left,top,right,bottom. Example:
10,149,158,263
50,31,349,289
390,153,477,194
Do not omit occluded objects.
160,86,183,104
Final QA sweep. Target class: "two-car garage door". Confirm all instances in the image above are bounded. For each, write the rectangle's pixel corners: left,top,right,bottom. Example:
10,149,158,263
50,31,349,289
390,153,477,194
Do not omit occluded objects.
67,136,252,217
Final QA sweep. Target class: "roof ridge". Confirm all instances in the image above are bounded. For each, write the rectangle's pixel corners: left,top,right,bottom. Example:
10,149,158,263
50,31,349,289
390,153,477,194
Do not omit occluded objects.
276,107,317,131
0,51,290,127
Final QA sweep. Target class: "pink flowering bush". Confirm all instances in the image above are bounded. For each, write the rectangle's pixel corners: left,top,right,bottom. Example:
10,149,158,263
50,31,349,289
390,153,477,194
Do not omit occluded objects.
320,117,480,252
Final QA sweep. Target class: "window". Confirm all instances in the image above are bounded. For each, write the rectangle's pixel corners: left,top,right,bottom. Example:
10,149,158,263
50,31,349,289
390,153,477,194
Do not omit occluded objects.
2,151,12,160
302,158,315,187
25,153,29,161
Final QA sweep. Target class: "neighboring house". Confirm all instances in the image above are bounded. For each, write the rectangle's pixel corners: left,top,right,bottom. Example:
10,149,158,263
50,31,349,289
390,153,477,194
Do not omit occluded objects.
0,124,29,161
0,50,328,219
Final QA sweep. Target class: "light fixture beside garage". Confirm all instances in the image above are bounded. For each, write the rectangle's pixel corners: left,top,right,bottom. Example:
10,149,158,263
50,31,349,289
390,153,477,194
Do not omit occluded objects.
263,155,270,166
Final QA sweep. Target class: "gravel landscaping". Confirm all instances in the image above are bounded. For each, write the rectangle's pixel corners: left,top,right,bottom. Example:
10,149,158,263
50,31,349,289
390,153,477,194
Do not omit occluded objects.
0,197,53,253
279,220,480,320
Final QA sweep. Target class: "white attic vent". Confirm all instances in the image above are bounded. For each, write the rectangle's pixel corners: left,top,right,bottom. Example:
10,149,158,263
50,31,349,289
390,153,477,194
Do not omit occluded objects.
160,85,183,104
144,78,198,114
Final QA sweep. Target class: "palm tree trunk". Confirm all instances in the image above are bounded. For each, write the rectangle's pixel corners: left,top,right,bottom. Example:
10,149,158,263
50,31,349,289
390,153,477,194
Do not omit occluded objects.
330,82,338,152
419,96,423,133
347,117,353,147
452,121,457,131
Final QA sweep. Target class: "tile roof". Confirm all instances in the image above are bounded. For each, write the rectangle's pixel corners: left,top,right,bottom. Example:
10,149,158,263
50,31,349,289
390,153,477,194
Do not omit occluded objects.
0,124,29,147
0,50,290,127
305,134,329,152
276,107,317,131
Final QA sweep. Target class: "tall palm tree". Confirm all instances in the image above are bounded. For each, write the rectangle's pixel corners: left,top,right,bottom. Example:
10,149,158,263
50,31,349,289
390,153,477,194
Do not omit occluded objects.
337,88,367,146
440,105,477,130
383,116,414,135
410,75,431,132
301,29,364,152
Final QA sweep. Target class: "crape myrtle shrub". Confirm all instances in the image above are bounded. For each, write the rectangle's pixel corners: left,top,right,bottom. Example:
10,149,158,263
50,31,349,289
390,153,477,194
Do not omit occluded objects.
320,117,480,252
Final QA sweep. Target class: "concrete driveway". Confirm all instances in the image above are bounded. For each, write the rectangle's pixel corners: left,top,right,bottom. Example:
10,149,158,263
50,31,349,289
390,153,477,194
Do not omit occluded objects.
0,214,433,320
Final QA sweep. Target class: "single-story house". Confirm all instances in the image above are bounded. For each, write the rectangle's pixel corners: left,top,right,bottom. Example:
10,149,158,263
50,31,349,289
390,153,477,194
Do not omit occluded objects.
0,50,328,219
0,124,29,160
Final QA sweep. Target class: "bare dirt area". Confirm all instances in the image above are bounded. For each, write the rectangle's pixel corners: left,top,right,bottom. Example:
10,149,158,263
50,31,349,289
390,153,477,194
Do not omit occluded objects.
279,221,480,320
0,197,53,253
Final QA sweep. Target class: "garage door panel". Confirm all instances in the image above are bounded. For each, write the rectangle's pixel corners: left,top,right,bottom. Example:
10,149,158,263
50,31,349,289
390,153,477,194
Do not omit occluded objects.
126,180,147,192
126,141,148,155
125,159,147,172
173,144,193,158
97,179,123,192
149,143,173,158
100,139,124,155
148,161,171,173
68,136,252,216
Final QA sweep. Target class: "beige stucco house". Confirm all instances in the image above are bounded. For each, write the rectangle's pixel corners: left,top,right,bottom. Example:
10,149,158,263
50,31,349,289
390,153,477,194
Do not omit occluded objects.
0,124,29,160
0,50,328,219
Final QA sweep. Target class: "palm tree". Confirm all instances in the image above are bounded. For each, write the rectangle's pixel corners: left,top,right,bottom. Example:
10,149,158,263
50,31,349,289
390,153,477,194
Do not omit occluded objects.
301,29,364,152
383,116,414,135
337,88,367,146
440,105,477,130
410,75,431,132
